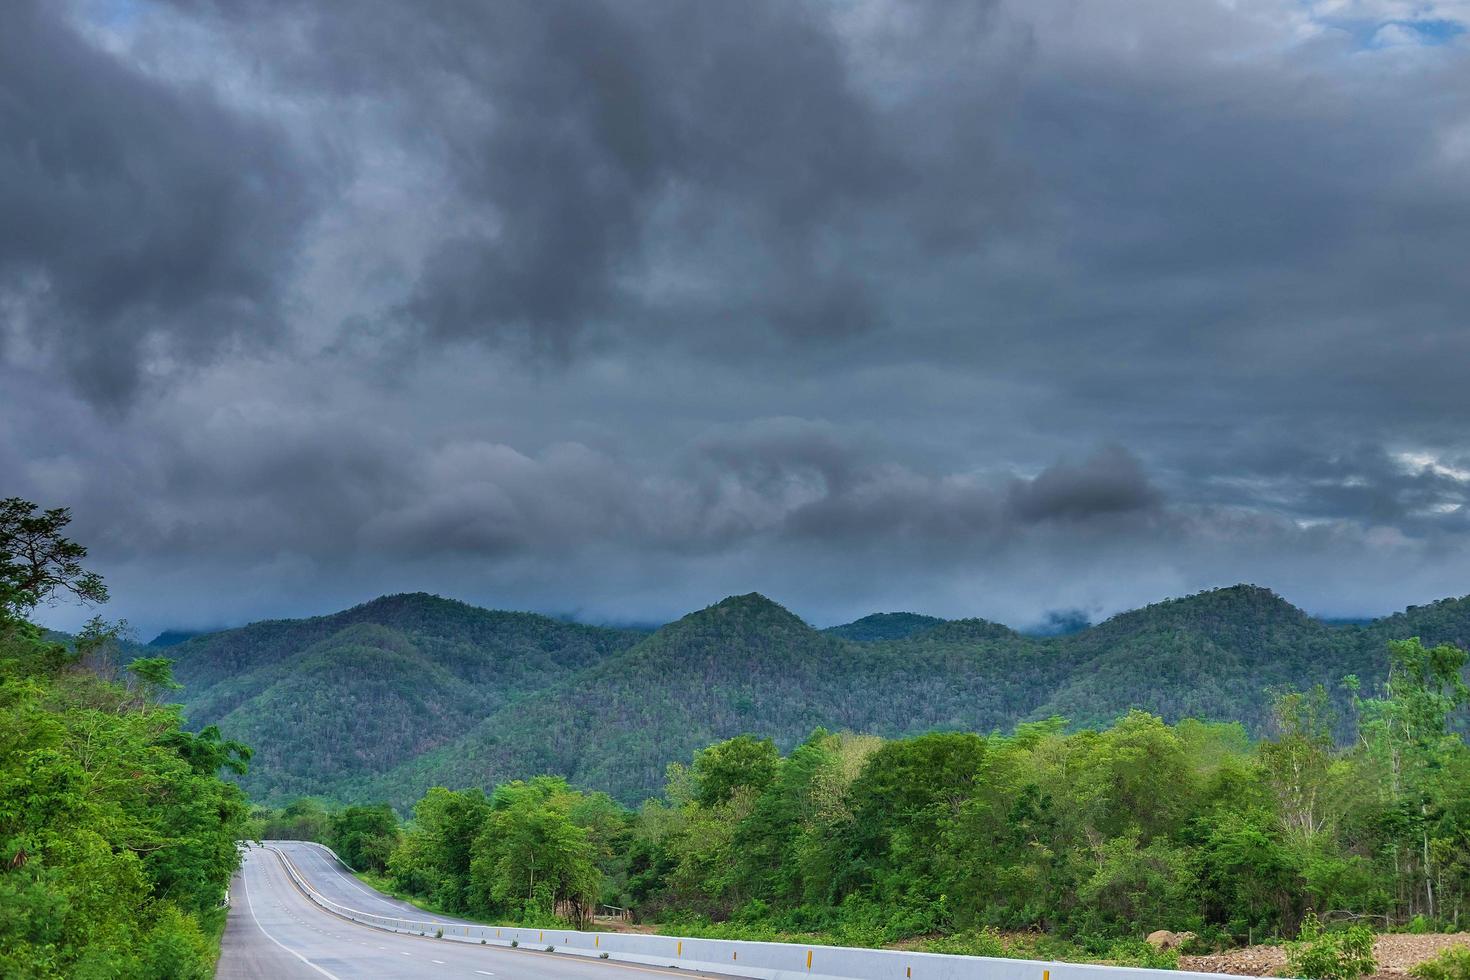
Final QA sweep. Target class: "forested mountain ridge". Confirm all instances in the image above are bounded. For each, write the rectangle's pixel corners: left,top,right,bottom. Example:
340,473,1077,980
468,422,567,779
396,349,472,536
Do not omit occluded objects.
160,585,1470,807
823,611,947,642
355,586,1470,807
159,593,644,800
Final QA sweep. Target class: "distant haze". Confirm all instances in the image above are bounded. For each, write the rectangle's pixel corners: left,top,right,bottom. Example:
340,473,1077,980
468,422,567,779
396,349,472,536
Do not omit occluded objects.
4,1,1469,639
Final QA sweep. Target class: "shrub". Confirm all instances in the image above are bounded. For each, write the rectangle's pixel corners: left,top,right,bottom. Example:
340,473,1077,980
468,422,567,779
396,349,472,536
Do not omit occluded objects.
922,929,1008,958
1284,913,1377,980
1102,938,1179,970
1410,947,1470,980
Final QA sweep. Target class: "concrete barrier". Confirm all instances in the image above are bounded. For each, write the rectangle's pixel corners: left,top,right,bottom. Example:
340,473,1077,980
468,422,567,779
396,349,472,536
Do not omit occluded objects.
261,843,1262,980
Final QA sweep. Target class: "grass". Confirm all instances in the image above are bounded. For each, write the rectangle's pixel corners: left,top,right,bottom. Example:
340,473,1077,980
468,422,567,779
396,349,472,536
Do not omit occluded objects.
200,905,229,970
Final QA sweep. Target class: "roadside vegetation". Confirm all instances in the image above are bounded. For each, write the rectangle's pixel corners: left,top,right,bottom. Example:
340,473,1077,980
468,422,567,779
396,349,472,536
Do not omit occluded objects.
255,628,1470,977
0,499,251,979
15,494,1470,978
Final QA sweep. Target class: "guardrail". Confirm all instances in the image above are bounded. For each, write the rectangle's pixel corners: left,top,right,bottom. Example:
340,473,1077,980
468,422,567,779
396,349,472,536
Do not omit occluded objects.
260,843,1253,980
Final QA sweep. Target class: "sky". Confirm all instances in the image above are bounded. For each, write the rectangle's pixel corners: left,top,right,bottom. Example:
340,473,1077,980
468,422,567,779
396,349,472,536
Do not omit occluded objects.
4,0,1470,638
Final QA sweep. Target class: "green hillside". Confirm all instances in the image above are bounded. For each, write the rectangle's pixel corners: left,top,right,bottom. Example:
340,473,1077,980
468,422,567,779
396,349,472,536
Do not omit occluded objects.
163,593,643,800
823,611,947,642
164,585,1470,807
357,593,1059,805
359,587,1470,807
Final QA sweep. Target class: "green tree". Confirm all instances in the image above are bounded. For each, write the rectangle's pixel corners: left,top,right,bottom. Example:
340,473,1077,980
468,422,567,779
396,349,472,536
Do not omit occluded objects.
0,498,107,620
469,779,601,925
392,787,490,913
331,804,399,872
692,735,779,807
1261,686,1340,842
1357,638,1469,921
0,502,248,977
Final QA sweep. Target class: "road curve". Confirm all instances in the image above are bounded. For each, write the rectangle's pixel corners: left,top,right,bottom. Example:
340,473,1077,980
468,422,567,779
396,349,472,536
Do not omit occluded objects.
217,842,745,980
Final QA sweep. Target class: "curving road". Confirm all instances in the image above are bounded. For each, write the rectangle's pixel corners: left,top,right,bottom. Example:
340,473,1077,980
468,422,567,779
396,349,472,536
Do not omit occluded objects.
218,841,744,980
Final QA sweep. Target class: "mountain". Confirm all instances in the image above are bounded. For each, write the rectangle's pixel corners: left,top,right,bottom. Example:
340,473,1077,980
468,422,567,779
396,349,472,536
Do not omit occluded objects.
147,629,213,647
824,612,947,642
162,593,644,800
160,585,1470,807
355,593,1052,807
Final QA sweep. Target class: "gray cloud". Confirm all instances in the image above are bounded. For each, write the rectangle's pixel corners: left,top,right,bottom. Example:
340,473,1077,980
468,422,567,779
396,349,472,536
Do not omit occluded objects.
4,0,1470,636
1008,446,1160,524
0,0,321,407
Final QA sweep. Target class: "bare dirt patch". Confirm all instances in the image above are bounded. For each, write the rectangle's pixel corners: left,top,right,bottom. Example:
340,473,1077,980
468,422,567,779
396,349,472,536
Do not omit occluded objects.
1181,933,1470,978
593,917,658,934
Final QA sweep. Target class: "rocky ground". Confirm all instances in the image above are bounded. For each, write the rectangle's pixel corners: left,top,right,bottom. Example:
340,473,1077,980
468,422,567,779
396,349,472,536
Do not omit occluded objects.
1182,933,1470,977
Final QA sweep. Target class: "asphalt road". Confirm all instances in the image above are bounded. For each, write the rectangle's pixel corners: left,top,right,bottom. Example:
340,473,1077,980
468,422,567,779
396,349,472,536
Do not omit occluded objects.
217,842,744,980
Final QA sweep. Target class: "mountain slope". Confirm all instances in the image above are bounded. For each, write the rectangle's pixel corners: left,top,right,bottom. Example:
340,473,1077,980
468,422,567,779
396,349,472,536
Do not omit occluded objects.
357,594,1062,806
163,585,1470,808
1030,586,1470,731
165,593,643,801
358,587,1470,806
824,612,947,642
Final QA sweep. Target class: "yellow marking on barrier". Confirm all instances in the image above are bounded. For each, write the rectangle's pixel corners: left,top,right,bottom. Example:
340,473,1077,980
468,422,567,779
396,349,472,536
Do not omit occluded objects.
733,951,738,960
596,936,601,947
540,931,544,942
497,929,501,938
907,969,912,978
677,941,683,956
807,950,813,970
1044,971,1050,980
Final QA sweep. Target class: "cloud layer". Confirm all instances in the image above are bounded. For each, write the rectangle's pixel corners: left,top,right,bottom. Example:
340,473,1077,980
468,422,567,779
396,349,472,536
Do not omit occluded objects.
4,0,1469,635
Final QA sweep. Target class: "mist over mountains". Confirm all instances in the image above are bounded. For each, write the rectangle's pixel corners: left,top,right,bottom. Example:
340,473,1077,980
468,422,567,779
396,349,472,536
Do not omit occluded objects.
139,584,1470,807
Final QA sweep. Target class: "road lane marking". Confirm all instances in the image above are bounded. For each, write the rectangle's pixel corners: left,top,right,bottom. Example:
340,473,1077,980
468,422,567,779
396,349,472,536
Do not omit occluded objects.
268,844,731,980
301,842,408,908
432,959,445,964
241,858,344,980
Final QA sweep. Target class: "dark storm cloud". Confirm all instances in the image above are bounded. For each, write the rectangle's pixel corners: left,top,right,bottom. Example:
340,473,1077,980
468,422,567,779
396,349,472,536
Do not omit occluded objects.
168,0,921,355
0,0,319,407
5,0,1470,635
1008,447,1160,524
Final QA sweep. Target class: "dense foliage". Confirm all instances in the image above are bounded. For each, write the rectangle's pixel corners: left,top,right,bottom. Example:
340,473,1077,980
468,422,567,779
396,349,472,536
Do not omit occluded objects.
363,589,1470,807
368,634,1470,961
161,585,1470,807
159,594,645,802
381,778,617,927
0,499,250,979
822,612,946,642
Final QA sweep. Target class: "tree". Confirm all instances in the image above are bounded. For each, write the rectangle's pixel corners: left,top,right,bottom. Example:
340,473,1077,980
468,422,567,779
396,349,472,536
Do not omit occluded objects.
396,787,490,913
469,779,601,925
1261,686,1339,842
1357,638,1470,921
692,735,779,807
0,498,107,621
331,804,400,872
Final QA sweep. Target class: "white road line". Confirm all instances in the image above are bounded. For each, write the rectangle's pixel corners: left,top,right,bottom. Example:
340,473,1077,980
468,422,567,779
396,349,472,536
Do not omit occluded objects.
432,959,445,964
241,858,344,980
475,972,496,976
301,843,395,905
